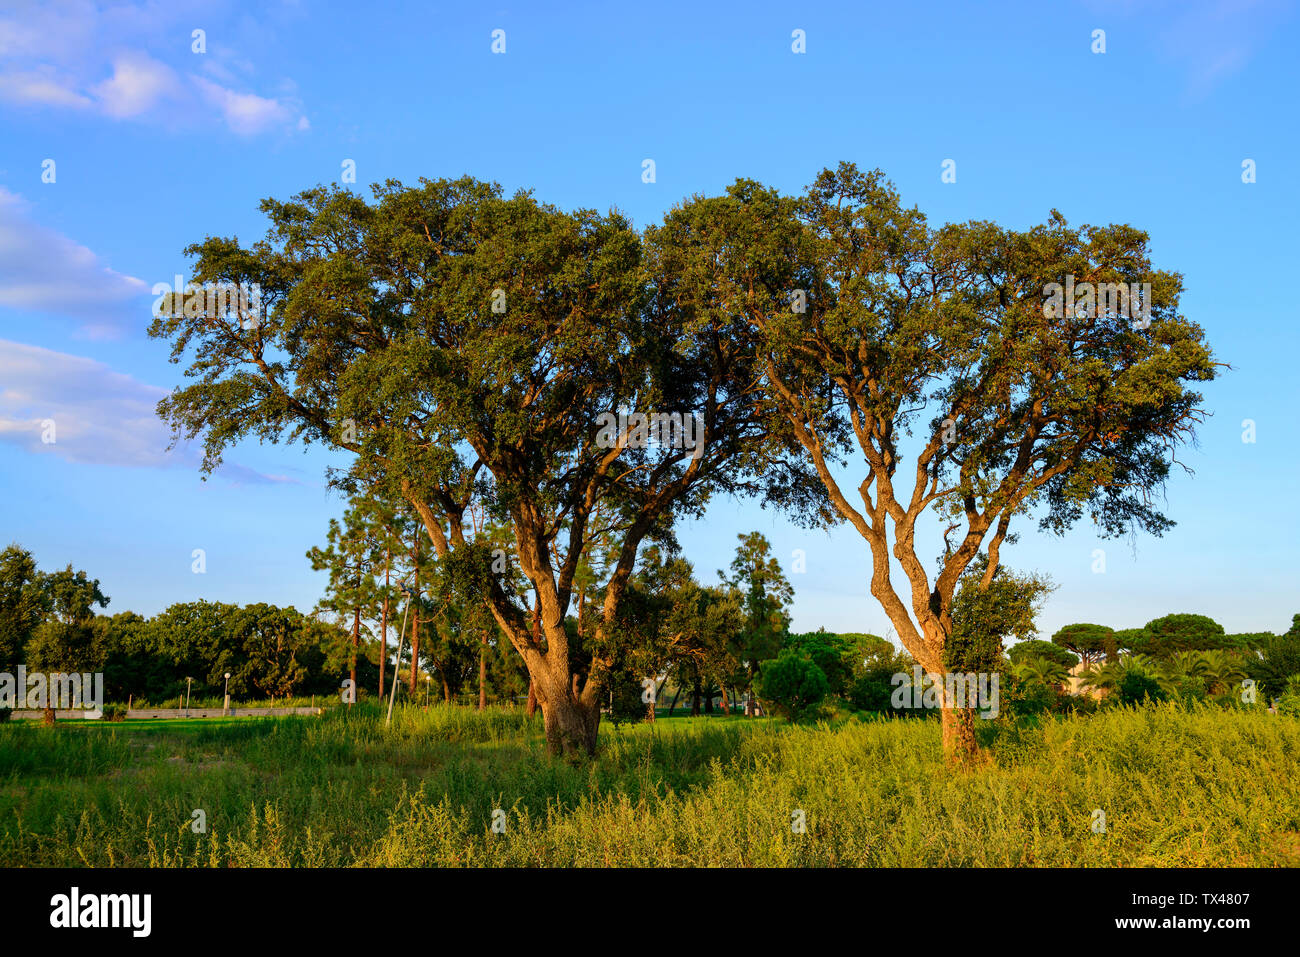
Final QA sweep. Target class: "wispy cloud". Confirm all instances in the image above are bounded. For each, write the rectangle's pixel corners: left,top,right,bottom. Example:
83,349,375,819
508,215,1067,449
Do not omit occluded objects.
0,68,92,108
1087,0,1295,96
0,338,300,484
0,0,308,135
0,187,149,338
192,75,299,135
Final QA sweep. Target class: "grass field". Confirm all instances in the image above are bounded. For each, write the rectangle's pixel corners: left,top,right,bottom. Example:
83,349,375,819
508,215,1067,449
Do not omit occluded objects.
1,702,1297,867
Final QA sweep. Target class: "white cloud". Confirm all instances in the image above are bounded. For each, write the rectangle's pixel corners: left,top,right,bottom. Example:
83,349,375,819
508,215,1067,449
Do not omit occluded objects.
0,1,308,135
192,75,293,135
0,69,92,108
92,52,179,118
0,188,149,336
0,338,177,468
0,338,300,484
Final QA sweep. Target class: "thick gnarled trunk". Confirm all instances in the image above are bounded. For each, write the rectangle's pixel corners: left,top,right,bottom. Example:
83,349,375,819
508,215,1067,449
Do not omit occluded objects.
540,692,600,757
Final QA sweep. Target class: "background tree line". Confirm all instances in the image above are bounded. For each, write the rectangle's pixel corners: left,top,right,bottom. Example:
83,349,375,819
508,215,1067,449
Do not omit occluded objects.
7,532,1299,722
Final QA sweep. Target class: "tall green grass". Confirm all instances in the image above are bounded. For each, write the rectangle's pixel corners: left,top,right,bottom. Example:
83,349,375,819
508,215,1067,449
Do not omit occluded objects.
1,702,1296,866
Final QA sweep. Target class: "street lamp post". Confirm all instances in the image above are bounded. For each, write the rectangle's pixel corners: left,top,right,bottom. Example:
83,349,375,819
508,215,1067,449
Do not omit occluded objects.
424,673,431,708
223,672,231,716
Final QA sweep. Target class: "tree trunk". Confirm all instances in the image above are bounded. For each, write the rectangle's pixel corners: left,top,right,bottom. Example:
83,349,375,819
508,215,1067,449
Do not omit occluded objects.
409,607,419,695
667,684,682,717
720,685,730,717
525,604,542,718
442,674,451,703
349,602,360,707
691,678,701,716
43,705,54,726
478,633,487,711
576,585,585,640
648,676,665,723
540,692,600,757
940,704,979,765
409,532,420,696
379,548,389,701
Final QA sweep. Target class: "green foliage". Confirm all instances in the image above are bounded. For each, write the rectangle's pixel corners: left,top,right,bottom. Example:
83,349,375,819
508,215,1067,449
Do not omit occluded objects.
39,565,109,626
719,532,794,694
101,703,127,722
1008,639,1078,670
1246,618,1300,699
847,642,915,714
1052,623,1118,666
0,545,44,668
26,620,103,675
1002,669,1061,717
1275,676,1300,717
657,162,1215,690
1,549,109,679
785,631,857,697
93,599,352,703
945,556,1052,674
148,176,821,748
1012,656,1071,687
1116,669,1167,707
603,671,651,727
754,649,828,719
1125,613,1228,657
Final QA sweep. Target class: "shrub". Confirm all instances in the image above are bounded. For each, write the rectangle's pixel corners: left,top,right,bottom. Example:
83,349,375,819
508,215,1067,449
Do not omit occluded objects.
785,632,855,696
1116,670,1166,707
848,667,900,713
1004,671,1058,717
1060,693,1099,716
1273,675,1300,717
755,649,828,720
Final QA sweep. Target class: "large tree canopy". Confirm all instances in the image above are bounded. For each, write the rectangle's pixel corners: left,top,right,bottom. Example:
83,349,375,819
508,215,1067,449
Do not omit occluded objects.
652,163,1216,760
150,176,814,755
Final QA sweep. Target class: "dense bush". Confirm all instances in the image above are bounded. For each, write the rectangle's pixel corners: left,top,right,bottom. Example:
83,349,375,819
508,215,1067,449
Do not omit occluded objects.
1002,670,1060,717
755,649,828,719
1116,670,1166,707
101,703,127,722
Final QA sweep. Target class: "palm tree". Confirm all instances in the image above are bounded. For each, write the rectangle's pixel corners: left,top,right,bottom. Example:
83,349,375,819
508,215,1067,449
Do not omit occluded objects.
1150,651,1202,696
1199,649,1246,696
1080,660,1126,695
1014,657,1071,688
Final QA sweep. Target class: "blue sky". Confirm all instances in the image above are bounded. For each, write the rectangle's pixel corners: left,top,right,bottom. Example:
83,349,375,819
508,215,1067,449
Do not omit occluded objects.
1,0,1297,641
